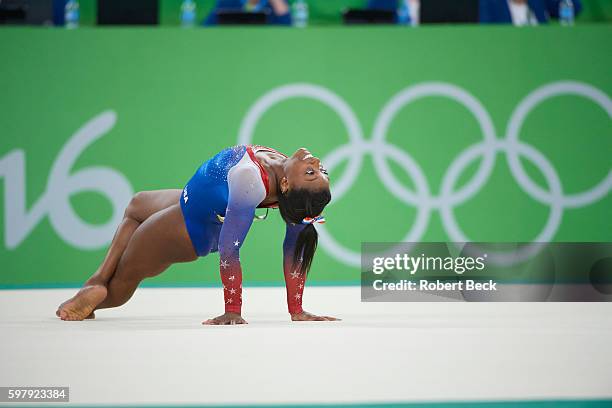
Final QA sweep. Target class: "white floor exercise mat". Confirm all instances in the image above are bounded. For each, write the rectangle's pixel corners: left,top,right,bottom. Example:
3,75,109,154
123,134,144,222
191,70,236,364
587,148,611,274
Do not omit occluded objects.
1,287,611,405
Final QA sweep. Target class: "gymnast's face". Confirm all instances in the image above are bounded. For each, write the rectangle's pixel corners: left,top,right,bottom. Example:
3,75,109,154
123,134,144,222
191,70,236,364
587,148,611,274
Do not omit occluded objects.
281,147,330,193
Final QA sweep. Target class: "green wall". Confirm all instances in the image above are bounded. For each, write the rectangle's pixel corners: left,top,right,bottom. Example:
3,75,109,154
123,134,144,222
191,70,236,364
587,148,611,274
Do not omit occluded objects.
0,26,610,287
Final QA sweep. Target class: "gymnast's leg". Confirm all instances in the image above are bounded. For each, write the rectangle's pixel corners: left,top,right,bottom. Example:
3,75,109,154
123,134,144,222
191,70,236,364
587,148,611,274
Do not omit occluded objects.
94,203,197,311
85,189,182,286
56,190,181,320
58,204,196,320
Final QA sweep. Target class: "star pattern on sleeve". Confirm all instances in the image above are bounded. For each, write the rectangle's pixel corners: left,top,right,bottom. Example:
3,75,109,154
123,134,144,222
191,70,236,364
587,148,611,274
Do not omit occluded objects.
215,146,268,315
290,270,300,279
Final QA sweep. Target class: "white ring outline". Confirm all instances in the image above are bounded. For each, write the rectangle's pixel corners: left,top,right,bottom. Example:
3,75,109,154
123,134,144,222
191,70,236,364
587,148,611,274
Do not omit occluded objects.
506,81,612,208
439,139,563,266
372,82,497,208
238,83,365,201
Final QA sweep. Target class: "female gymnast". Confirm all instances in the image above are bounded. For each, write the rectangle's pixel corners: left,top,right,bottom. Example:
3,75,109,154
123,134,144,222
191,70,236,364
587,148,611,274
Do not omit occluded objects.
56,145,338,325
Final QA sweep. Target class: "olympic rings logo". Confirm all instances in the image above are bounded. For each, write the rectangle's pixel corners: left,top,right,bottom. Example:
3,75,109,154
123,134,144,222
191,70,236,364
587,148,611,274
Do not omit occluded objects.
238,81,612,267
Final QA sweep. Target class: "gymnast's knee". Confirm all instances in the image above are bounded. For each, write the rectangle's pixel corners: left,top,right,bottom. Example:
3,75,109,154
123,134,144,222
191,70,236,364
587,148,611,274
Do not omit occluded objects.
124,191,148,222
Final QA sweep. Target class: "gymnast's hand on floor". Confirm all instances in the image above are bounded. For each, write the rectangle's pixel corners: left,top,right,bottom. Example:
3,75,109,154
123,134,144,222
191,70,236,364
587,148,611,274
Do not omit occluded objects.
291,310,341,321
202,312,248,325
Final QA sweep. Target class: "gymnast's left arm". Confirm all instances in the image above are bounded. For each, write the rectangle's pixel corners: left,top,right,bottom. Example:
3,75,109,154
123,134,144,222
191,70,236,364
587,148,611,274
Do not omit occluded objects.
282,223,341,322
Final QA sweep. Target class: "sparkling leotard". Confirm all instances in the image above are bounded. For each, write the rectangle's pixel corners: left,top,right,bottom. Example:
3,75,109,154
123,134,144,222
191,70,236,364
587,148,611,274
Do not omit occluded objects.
180,145,307,314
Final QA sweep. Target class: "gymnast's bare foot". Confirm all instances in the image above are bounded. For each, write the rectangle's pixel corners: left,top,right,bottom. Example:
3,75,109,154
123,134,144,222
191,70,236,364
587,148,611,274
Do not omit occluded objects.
56,285,107,321
202,312,248,325
291,310,341,321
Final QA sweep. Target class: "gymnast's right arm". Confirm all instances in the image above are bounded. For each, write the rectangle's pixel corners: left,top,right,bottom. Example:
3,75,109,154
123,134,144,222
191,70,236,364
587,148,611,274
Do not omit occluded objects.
202,166,265,325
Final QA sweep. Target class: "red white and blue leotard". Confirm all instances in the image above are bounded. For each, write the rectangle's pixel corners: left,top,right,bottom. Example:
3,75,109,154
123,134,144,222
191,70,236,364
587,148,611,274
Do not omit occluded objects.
179,145,306,315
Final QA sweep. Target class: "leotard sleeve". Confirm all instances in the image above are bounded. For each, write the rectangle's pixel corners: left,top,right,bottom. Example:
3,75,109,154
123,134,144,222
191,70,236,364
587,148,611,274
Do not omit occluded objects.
282,223,308,315
218,165,266,314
